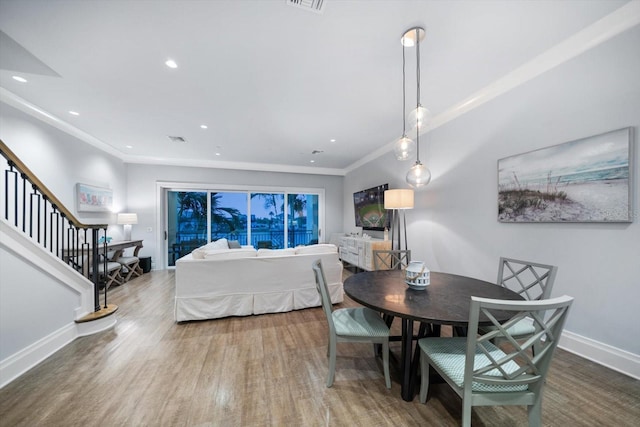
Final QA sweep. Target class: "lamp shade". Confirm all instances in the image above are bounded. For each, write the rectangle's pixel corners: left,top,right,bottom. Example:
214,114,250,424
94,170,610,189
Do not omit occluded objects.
384,189,414,210
117,213,138,225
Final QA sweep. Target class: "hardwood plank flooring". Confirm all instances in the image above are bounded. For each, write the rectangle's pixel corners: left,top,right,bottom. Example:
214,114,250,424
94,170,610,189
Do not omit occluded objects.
0,269,638,426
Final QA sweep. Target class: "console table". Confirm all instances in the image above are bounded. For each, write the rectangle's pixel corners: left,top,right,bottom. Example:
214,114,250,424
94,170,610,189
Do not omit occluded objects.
63,240,144,276
338,236,391,271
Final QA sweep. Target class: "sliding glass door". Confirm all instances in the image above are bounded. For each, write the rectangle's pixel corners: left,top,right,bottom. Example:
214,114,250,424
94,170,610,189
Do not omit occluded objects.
287,193,319,247
165,187,322,267
167,191,208,266
250,193,284,248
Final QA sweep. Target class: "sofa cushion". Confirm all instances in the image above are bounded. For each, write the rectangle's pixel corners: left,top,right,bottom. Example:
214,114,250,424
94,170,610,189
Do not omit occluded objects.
295,244,337,255
228,240,242,249
194,239,229,254
203,248,257,260
257,248,297,257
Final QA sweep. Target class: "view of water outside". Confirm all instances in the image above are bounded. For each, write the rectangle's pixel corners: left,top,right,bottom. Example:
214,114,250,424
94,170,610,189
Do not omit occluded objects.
168,190,319,265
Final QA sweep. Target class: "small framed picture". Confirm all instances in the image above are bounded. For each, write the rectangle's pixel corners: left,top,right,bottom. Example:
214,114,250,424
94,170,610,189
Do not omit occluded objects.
76,183,113,212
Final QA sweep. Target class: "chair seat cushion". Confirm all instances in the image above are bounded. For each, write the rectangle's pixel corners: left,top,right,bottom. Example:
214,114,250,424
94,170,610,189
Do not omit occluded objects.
419,337,528,392
117,256,139,264
332,307,389,338
95,262,122,273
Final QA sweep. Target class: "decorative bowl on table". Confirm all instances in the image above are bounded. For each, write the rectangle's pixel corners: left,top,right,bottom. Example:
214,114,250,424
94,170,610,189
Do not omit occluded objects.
405,261,430,290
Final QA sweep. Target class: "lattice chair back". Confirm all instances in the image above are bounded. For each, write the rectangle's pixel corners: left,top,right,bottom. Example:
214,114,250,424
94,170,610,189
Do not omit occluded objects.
373,249,411,271
498,257,558,301
419,295,573,427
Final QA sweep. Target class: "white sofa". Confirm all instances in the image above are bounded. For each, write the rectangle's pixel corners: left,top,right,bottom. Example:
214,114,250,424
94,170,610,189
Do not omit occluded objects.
174,241,343,322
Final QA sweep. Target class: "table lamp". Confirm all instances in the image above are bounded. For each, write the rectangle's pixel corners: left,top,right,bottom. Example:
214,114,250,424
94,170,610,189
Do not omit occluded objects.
117,213,138,241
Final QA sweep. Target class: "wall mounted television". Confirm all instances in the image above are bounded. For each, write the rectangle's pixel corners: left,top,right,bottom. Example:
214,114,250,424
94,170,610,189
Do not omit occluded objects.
353,183,390,231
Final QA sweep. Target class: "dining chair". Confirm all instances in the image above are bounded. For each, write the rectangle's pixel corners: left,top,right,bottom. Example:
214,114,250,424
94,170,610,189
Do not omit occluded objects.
312,259,391,388
372,249,411,271
497,257,557,301
481,258,558,349
419,295,573,427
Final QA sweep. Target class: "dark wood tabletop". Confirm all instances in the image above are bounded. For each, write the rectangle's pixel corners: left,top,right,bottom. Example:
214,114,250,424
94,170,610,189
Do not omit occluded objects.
344,269,523,327
343,269,524,401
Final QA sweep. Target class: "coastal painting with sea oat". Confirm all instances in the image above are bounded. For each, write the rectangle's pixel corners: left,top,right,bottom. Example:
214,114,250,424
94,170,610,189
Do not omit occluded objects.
498,128,633,222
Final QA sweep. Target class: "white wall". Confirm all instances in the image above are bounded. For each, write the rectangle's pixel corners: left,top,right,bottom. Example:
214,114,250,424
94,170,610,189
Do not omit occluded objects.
0,103,127,231
125,163,344,268
0,102,126,383
0,245,79,360
345,26,640,361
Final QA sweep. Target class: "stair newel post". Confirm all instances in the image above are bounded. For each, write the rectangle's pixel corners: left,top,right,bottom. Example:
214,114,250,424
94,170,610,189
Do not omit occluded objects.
101,227,108,309
91,228,101,312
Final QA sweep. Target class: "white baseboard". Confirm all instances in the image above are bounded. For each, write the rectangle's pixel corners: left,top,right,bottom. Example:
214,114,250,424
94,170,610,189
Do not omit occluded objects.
0,322,76,389
0,317,118,390
559,330,640,380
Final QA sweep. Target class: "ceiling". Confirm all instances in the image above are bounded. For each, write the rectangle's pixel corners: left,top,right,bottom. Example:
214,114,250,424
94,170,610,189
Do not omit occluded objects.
0,0,634,175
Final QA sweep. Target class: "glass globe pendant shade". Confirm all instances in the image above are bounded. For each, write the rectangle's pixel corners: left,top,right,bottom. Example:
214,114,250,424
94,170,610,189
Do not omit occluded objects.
408,104,431,130
393,135,415,161
406,161,432,188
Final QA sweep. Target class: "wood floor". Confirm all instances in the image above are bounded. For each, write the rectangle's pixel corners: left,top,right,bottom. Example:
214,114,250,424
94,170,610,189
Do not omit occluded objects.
1,270,638,426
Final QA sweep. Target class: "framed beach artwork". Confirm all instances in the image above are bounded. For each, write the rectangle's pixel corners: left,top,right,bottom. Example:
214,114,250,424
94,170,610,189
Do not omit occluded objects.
498,127,634,223
76,183,113,212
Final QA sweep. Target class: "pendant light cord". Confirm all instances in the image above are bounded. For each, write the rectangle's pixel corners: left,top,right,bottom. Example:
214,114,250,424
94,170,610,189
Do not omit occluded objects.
415,28,421,162
402,45,407,136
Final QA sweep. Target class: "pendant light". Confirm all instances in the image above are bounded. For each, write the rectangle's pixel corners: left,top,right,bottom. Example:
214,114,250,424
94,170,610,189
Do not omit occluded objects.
404,27,432,188
392,42,415,161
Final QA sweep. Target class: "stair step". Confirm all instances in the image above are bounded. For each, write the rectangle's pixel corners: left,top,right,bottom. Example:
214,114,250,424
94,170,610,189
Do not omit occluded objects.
75,304,118,323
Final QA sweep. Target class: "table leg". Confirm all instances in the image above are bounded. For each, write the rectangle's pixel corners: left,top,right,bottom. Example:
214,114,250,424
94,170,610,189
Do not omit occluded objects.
401,318,414,401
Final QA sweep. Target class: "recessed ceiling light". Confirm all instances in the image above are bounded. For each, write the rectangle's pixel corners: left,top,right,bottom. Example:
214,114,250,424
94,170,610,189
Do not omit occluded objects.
200,125,208,129
215,152,221,156
165,59,178,69
12,76,27,83
125,145,133,149
330,139,336,143
310,160,315,163
69,111,79,116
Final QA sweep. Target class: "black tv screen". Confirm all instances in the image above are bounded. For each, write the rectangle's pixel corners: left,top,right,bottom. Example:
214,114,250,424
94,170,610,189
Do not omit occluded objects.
353,184,390,231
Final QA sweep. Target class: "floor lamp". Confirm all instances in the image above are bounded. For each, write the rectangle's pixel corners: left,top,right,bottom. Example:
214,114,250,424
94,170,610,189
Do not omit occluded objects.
117,213,138,241
384,189,414,251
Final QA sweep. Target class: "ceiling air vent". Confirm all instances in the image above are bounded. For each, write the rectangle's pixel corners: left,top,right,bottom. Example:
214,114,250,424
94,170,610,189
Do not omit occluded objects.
168,136,187,143
285,0,325,14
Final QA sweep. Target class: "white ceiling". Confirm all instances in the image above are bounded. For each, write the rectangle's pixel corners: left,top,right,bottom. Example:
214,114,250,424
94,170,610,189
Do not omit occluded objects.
0,0,635,175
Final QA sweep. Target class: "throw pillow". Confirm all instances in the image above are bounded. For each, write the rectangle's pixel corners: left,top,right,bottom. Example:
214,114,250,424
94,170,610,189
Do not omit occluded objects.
228,240,242,249
209,238,228,249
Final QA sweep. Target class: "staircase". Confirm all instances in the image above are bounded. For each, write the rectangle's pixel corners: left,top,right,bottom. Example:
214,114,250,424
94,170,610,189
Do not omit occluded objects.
0,139,117,387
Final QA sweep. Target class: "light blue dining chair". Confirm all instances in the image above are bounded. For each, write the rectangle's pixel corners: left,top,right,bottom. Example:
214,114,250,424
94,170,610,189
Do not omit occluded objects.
419,295,573,427
312,259,391,388
481,258,558,351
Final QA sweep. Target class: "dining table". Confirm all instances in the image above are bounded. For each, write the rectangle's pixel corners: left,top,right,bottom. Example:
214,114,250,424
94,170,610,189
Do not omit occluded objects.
343,269,524,401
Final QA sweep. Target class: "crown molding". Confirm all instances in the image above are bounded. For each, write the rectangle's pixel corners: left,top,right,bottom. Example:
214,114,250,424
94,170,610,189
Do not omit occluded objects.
0,87,124,159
